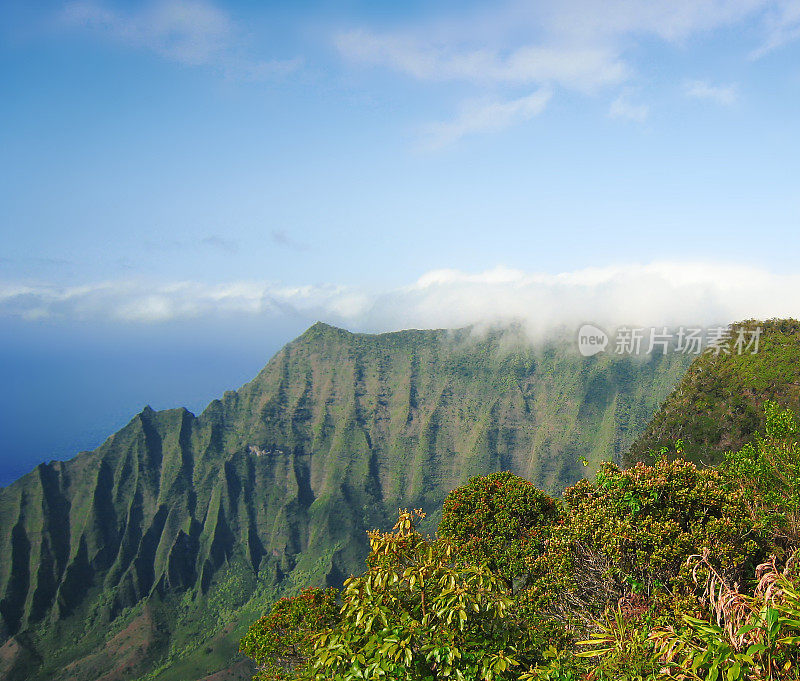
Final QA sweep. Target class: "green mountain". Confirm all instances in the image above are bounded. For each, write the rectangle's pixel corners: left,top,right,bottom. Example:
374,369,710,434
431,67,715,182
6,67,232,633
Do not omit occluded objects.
0,323,692,681
627,319,800,466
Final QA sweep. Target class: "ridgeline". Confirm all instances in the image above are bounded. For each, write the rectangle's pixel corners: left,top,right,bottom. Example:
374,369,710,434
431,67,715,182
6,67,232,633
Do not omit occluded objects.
0,322,692,680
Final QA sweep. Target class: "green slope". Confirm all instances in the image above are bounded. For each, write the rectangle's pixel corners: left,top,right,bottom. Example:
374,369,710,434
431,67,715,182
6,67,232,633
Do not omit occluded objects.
0,323,691,680
627,319,800,466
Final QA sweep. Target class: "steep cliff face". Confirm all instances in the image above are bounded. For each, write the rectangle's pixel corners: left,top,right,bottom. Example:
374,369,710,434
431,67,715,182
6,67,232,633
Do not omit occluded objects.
0,323,692,680
628,319,800,466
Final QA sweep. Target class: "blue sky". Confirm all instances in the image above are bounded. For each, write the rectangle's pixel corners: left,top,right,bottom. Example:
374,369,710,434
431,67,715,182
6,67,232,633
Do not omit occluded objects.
1,0,800,483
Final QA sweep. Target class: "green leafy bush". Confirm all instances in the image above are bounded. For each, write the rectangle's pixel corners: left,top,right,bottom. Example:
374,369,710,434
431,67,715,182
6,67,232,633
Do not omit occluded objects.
549,457,764,618
239,587,339,681
439,472,567,667
439,471,560,593
724,401,800,548
311,509,519,681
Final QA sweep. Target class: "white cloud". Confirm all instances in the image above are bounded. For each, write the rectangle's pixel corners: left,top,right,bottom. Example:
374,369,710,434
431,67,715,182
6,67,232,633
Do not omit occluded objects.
334,0,780,91
684,79,739,104
420,88,552,149
528,0,770,43
63,0,233,65
4,262,800,336
0,280,356,323
608,92,649,122
336,30,628,92
61,0,299,76
271,229,310,252
363,262,800,336
751,0,800,56
335,0,800,144
335,1,774,91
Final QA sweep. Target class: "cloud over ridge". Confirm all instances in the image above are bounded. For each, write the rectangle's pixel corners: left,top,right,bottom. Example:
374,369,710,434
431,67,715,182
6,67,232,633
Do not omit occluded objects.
4,262,799,335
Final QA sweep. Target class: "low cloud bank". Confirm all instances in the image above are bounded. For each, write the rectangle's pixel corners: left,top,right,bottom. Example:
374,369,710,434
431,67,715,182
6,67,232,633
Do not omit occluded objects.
3,262,799,336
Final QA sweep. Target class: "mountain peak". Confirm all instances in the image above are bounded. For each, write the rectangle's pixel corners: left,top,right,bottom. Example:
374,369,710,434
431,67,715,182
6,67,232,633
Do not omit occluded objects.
0,322,695,681
298,321,351,340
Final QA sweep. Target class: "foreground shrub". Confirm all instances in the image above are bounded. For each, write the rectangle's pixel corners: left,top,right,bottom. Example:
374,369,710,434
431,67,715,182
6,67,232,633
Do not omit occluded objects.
439,471,560,594
724,401,800,549
440,472,569,666
561,404,800,679
649,552,800,680
311,509,519,681
549,457,764,619
575,605,660,681
239,587,339,681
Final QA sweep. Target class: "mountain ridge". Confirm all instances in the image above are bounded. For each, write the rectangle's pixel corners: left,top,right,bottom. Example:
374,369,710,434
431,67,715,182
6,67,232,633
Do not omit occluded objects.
627,318,800,465
0,322,692,680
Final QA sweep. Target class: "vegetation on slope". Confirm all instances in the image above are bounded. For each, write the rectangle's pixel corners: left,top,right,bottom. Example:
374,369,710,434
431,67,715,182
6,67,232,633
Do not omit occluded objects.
0,323,690,680
241,401,800,680
628,319,800,466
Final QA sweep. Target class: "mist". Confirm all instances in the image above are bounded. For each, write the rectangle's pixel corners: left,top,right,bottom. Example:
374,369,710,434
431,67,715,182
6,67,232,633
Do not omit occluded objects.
3,259,799,486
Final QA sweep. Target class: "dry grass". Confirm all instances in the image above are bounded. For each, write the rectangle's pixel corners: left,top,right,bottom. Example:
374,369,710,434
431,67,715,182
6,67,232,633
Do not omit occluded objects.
687,548,753,650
